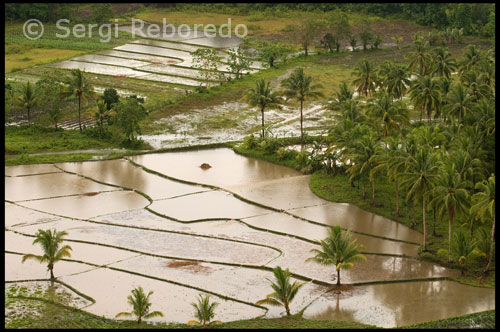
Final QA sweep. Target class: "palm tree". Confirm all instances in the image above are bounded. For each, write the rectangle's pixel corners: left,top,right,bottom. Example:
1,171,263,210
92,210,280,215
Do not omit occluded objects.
405,41,432,76
15,81,37,126
409,75,441,122
366,92,409,137
244,79,282,138
187,294,222,328
451,229,476,275
443,83,474,123
329,82,355,112
21,229,72,280
392,35,403,50
346,133,378,206
349,34,357,51
400,147,440,251
370,135,406,217
429,163,471,262
470,174,495,273
352,59,378,97
115,286,164,324
62,69,96,132
459,45,483,75
431,47,457,79
306,226,366,286
281,67,324,138
94,100,109,137
255,266,305,316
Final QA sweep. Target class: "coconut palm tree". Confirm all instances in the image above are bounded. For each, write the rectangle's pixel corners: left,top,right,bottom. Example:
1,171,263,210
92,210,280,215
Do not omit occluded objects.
366,92,409,137
306,226,366,286
187,294,222,328
431,47,457,79
244,79,282,138
429,163,471,262
94,99,110,137
115,286,164,324
346,132,378,206
281,67,324,138
329,82,355,112
409,75,441,122
443,83,474,123
21,229,72,280
451,229,476,275
470,174,495,273
392,35,403,50
62,69,96,132
352,59,378,97
370,135,406,217
255,266,305,316
459,45,483,75
15,81,37,126
400,147,440,251
405,41,432,76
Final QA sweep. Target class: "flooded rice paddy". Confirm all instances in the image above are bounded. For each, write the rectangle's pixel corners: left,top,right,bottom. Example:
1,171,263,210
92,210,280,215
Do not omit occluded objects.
5,147,494,326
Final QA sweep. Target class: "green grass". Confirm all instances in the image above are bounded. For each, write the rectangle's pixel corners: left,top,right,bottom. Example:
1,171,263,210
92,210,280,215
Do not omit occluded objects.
400,310,495,329
5,125,120,155
5,48,86,73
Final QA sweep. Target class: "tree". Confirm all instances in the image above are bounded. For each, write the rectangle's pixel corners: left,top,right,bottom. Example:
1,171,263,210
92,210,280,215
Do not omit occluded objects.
378,61,411,100
281,67,324,138
443,83,474,123
226,47,253,79
359,30,373,51
450,229,476,275
430,47,457,79
255,266,305,316
292,16,326,56
15,81,37,126
112,97,148,142
258,41,292,68
306,226,366,286
349,34,357,52
244,79,282,138
36,77,65,130
366,92,409,137
409,75,441,122
320,33,337,53
94,99,110,137
5,83,13,123
352,59,378,97
400,147,440,251
429,163,471,262
62,69,95,132
372,34,382,49
392,35,403,50
91,4,114,24
191,48,222,87
405,41,432,76
459,45,483,75
187,294,222,328
21,229,72,280
470,174,495,273
328,82,355,112
115,286,164,324
102,88,119,110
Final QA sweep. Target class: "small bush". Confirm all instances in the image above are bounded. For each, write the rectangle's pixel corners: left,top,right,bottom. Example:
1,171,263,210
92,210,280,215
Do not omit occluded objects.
260,137,282,153
243,134,259,149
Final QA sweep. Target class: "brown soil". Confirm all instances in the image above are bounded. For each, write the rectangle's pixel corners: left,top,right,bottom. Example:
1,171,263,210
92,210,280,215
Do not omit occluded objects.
166,260,212,273
81,192,99,196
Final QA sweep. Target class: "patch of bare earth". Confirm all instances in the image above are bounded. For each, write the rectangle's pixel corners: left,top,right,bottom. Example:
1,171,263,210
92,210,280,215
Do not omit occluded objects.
166,260,212,273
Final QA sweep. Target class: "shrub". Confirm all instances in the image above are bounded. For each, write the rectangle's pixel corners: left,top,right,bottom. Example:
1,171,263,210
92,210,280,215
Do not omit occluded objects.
243,134,259,149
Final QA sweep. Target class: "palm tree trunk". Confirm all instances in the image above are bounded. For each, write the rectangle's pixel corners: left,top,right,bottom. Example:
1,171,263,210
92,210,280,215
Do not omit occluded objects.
336,268,341,286
49,264,54,280
300,100,304,139
27,107,31,126
261,106,265,138
448,209,454,263
78,94,82,132
422,199,427,251
484,214,495,273
395,182,400,217
362,184,366,200
370,180,375,207
285,303,291,316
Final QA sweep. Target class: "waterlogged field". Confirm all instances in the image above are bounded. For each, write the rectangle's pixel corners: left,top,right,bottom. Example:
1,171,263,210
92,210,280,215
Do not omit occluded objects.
5,148,495,327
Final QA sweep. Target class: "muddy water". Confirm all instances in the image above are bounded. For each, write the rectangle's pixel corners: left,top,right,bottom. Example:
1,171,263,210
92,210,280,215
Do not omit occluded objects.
5,172,116,202
128,148,301,187
99,50,182,64
60,267,265,323
55,159,210,200
243,212,419,257
19,191,149,220
149,190,271,221
71,54,151,68
303,280,495,328
5,164,60,176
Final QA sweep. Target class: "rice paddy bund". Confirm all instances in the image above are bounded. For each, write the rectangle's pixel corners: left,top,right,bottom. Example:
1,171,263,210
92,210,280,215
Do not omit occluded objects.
5,148,495,328
4,4,496,329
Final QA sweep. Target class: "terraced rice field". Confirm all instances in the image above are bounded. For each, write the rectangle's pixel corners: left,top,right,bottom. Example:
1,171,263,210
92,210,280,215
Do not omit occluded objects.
48,24,263,87
5,148,495,327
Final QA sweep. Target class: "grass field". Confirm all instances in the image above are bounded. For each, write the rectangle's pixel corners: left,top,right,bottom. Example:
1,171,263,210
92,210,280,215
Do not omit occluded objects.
5,48,86,73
